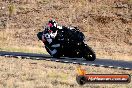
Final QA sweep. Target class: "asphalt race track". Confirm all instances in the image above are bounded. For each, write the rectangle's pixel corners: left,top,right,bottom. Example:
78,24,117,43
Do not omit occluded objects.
0,51,132,70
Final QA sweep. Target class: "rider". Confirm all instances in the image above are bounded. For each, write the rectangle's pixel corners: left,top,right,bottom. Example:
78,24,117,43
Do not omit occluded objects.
37,19,62,56
37,19,84,57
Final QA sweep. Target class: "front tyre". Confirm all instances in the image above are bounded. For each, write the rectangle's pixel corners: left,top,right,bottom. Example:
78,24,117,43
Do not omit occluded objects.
82,44,96,61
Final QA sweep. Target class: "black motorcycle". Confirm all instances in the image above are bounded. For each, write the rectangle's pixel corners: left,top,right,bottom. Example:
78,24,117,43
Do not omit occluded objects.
41,27,96,61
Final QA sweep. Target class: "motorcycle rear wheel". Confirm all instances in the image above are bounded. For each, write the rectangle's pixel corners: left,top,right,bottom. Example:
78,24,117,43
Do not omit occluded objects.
82,44,96,61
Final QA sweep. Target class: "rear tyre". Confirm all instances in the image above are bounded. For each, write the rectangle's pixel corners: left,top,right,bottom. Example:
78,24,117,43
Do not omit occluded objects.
82,44,96,61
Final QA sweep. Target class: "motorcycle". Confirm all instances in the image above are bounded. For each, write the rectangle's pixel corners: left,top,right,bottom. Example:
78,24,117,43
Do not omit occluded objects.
42,27,96,61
